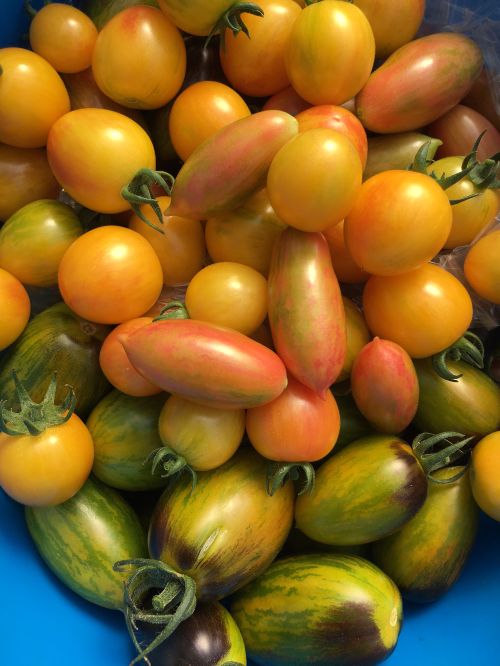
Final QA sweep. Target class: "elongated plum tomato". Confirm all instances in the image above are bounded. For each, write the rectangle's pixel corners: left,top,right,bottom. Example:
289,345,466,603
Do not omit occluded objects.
464,230,500,304
0,268,31,350
267,128,362,232
470,431,500,521
0,47,70,148
246,376,340,462
344,170,452,275
363,263,473,358
47,108,156,213
58,226,164,325
285,0,375,105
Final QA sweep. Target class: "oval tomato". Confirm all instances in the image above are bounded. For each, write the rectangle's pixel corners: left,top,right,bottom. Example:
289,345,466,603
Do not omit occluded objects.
156,0,252,36
464,230,500,304
0,268,31,351
470,431,500,521
337,297,371,383
323,220,370,284
363,132,439,181
262,85,311,116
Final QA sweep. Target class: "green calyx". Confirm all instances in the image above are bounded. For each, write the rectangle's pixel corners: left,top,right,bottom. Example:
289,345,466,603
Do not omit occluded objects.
113,558,197,666
266,462,315,497
121,168,175,234
206,2,264,50
152,300,190,322
0,371,76,436
412,431,475,484
432,331,485,382
146,446,197,490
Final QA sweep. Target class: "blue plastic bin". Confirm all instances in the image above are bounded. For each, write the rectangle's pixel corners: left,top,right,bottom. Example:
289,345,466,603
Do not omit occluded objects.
1,2,499,665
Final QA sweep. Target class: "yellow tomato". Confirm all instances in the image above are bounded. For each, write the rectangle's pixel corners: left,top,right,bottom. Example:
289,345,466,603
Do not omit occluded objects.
336,297,371,383
464,230,500,304
470,431,500,521
0,268,31,350
323,219,370,284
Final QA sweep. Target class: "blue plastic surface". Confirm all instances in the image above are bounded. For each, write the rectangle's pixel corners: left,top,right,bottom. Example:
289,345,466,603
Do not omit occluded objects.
1,1,500,665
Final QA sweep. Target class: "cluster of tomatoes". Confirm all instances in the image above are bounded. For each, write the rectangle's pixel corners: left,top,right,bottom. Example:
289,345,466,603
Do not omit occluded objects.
0,0,499,665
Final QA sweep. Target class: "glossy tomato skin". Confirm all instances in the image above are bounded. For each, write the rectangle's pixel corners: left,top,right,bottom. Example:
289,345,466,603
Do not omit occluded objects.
246,375,340,462
0,47,70,148
268,227,346,394
149,448,294,601
285,1,375,105
47,108,156,214
464,230,500,304
356,33,483,133
323,221,370,285
262,85,311,116
470,431,500,521
362,263,473,358
157,0,244,36
121,318,288,409
363,132,439,181
336,297,371,383
0,268,31,351
220,0,301,97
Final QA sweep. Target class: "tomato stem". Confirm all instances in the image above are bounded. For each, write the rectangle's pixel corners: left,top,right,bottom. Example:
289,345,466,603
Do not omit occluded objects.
23,0,37,18
432,332,485,382
146,446,197,490
205,2,264,50
412,431,476,483
153,300,190,322
121,168,175,234
266,462,315,496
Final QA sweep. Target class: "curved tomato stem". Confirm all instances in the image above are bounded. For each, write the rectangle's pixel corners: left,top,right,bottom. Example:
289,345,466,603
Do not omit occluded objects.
266,462,315,497
432,331,485,382
146,446,197,490
412,431,476,483
153,300,190,322
205,2,264,50
121,168,175,234
23,0,37,18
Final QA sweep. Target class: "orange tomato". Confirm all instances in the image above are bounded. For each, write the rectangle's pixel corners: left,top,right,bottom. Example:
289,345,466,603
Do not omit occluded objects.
262,85,311,116
470,431,500,521
323,220,370,284
464,230,500,304
337,297,371,383
0,268,31,350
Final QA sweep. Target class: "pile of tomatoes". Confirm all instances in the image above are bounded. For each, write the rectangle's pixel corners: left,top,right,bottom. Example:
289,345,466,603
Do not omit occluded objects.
0,0,499,664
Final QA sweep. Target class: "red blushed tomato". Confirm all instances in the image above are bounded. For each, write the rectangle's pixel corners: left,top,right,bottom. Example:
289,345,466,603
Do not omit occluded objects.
128,196,206,286
185,262,268,336
169,81,250,161
323,220,370,284
267,128,362,232
219,0,301,98
58,226,164,325
470,431,500,521
99,317,162,397
464,230,500,305
262,86,311,116
0,48,70,148
246,375,340,462
344,171,452,276
47,108,156,214
0,414,94,507
92,6,186,110
362,263,473,358
285,1,375,106
29,3,98,74
296,105,368,169
0,268,31,351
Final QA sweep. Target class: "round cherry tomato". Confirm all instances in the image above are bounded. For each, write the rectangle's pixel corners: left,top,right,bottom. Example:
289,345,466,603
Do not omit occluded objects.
185,262,268,336
169,81,250,161
470,431,500,521
219,0,301,97
285,1,375,105
345,170,453,275
58,226,164,324
92,6,186,110
29,3,98,74
47,108,156,213
464,230,500,304
323,220,370,284
0,268,31,351
267,128,363,232
0,47,70,148
362,263,473,358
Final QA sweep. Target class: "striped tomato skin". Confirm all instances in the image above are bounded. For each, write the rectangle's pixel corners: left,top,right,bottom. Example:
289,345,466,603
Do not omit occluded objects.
230,553,402,666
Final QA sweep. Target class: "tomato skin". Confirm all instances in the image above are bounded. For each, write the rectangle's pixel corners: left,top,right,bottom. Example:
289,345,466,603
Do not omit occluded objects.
0,268,31,351
285,1,375,106
268,227,346,395
0,413,94,507
262,85,311,116
157,0,242,36
121,319,288,409
246,376,340,462
47,108,156,214
470,431,500,521
362,263,473,358
345,170,452,276
0,48,70,148
323,220,370,285
356,33,483,133
363,132,438,181
464,230,500,304
219,0,301,97
83,0,160,30
462,68,500,132
336,297,371,383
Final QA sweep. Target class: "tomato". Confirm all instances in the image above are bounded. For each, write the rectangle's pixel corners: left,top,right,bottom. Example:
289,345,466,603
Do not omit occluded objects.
128,196,206,286
363,132,440,181
0,268,31,351
58,226,164,325
344,171,453,275
0,47,70,148
0,200,83,287
169,81,250,161
462,68,500,132
158,394,245,471
362,263,473,358
267,128,363,232
428,156,499,249
470,431,500,521
336,297,371,383
262,85,311,116
92,6,186,110
219,0,301,97
205,189,286,276
82,0,160,30
185,261,268,336
464,230,500,304
156,0,255,36
47,108,156,214
246,375,340,462
285,1,375,105
296,105,368,169
323,220,370,284
29,3,98,74
0,144,60,222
